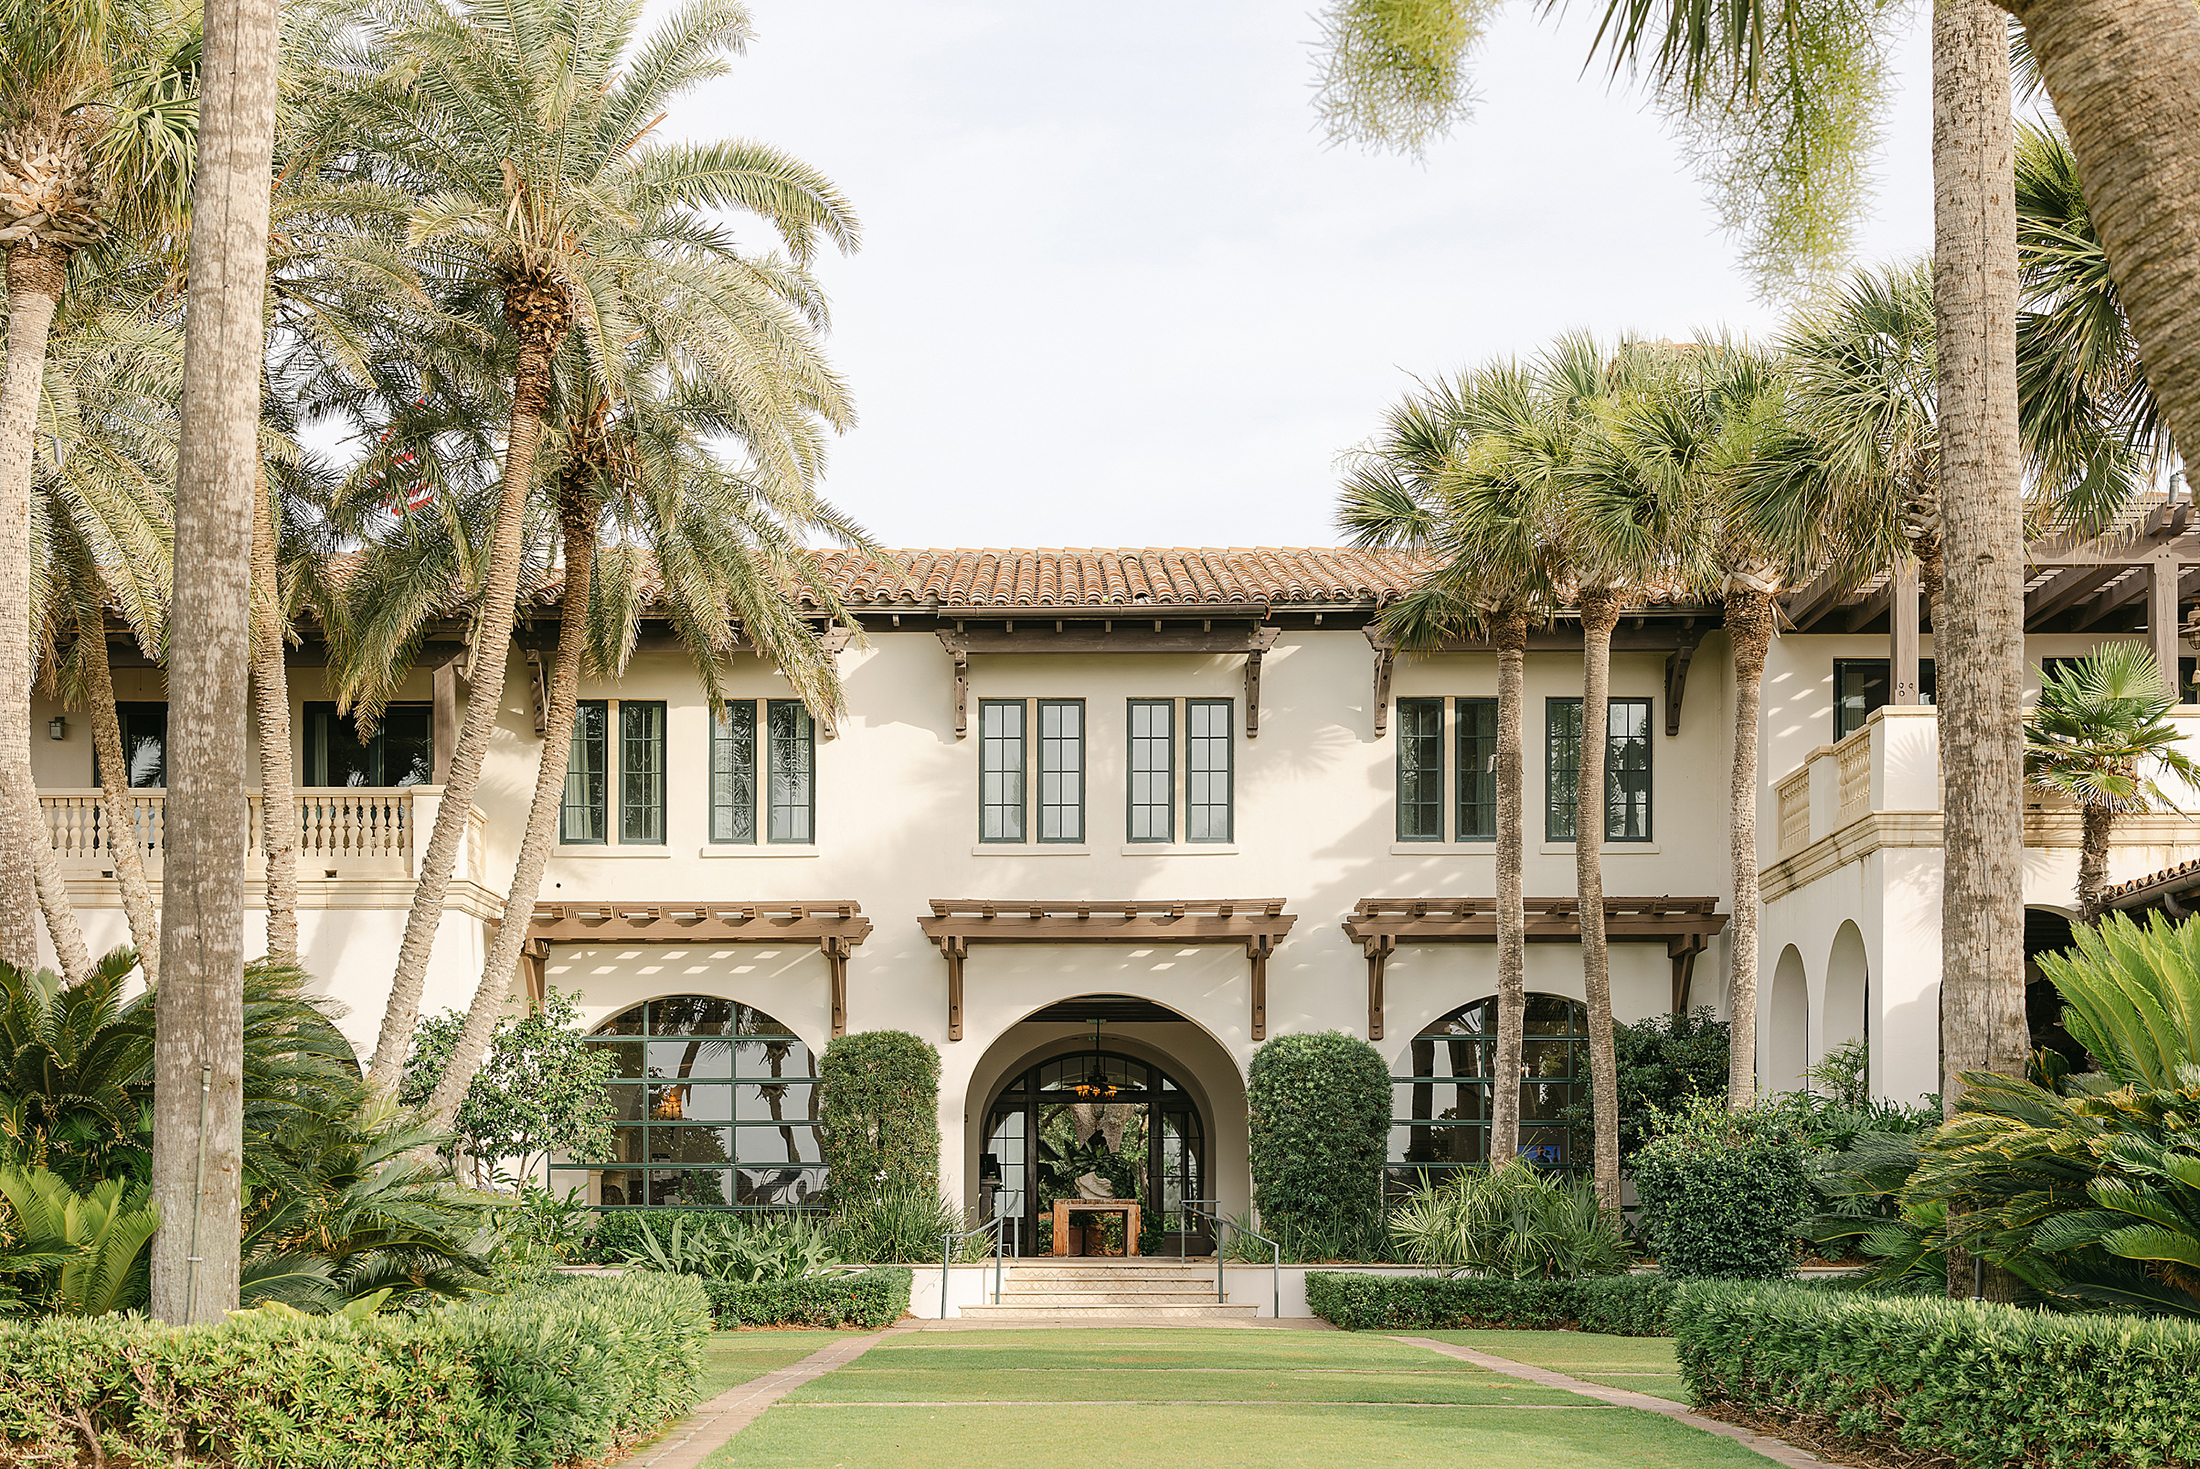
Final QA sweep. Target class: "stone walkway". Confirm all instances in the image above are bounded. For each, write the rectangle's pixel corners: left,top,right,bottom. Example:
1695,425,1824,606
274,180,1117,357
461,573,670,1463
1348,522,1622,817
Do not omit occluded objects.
620,1330,906,1469
1394,1337,1840,1469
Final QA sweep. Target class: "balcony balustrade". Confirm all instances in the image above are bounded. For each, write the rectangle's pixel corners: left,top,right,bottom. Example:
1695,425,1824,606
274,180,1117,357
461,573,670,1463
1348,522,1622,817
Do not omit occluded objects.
37,785,489,882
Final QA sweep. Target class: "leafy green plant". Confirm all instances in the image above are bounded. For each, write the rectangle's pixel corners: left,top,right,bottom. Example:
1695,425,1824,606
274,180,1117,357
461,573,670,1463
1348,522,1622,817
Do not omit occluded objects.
617,1211,843,1283
0,950,151,1184
2036,911,2200,1088
1803,1038,1869,1107
1388,1160,1627,1279
398,987,615,1183
1632,1093,1814,1279
1307,1271,1674,1334
826,1184,981,1265
818,1031,940,1209
0,1166,158,1316
1557,1006,1730,1168
699,1267,912,1328
1247,1031,1388,1245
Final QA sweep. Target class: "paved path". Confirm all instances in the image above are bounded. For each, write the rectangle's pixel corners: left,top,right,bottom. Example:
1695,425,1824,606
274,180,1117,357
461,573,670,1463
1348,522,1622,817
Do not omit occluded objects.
621,1330,905,1469
1394,1337,1840,1469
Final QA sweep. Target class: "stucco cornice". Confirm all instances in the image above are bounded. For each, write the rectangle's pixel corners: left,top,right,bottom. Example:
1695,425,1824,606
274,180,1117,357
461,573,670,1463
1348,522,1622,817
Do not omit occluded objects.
1761,809,2200,903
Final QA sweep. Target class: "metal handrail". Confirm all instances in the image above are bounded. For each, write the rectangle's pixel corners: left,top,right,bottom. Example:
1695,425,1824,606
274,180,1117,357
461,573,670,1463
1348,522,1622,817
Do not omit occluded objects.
938,1214,1011,1318
1182,1201,1281,1320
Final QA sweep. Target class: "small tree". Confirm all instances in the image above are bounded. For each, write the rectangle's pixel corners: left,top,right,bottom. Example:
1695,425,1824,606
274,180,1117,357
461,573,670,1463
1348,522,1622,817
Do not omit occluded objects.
400,988,614,1186
1247,1031,1389,1249
818,1031,940,1209
2025,645,2200,922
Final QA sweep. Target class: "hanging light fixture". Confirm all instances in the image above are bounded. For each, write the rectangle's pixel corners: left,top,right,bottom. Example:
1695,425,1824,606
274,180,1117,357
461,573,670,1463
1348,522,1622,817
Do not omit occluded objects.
1068,1017,1118,1099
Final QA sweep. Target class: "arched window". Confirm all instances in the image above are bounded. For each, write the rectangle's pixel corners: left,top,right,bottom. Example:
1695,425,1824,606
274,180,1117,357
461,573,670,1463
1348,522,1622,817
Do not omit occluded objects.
1388,994,1588,1196
555,997,822,1209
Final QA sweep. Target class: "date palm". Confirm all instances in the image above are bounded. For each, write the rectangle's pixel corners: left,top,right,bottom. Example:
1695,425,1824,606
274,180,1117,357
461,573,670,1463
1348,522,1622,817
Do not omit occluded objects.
0,0,196,978
2024,645,2200,922
309,0,861,1087
1342,363,1564,1166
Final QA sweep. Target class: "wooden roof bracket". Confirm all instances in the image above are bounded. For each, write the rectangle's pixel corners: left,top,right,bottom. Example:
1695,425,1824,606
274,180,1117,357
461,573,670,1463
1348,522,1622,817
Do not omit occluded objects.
1669,931,1707,1015
1663,623,1703,737
942,935,967,1040
1363,933,1395,1040
1247,932,1272,1040
526,649,549,736
1366,626,1396,737
1246,625,1281,738
817,625,855,741
939,631,971,739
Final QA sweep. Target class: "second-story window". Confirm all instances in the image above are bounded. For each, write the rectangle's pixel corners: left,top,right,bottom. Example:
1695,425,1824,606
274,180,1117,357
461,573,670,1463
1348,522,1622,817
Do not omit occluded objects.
979,700,1027,842
562,699,664,846
305,703,433,787
1037,699,1084,842
979,698,1084,843
1546,696,1654,842
1186,699,1232,841
708,700,816,845
1456,697,1497,840
1396,697,1444,841
1125,698,1234,844
1127,700,1173,841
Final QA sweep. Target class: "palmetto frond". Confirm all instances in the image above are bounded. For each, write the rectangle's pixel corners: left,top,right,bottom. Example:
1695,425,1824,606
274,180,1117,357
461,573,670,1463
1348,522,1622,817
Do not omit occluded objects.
2025,644,2200,816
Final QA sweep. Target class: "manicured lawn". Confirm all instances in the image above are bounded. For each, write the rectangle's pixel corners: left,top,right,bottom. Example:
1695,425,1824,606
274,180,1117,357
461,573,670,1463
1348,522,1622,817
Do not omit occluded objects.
700,1331,853,1397
704,1328,1751,1467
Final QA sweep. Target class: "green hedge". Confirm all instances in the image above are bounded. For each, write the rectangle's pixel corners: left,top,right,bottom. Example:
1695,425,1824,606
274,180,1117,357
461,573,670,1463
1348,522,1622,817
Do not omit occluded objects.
1632,1094,1813,1279
1248,1032,1389,1241
1306,1271,1675,1335
0,1273,708,1468
703,1267,912,1328
1674,1282,2200,1468
819,1030,940,1207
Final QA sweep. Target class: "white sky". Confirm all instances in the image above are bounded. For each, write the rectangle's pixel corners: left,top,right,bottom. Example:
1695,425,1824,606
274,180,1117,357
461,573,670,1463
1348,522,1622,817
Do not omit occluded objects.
681,1,1937,549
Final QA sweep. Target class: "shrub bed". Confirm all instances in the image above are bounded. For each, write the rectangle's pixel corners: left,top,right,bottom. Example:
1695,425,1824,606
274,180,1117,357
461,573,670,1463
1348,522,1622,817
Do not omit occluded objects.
703,1266,912,1328
0,1273,709,1468
1674,1282,2200,1468
1306,1271,1675,1335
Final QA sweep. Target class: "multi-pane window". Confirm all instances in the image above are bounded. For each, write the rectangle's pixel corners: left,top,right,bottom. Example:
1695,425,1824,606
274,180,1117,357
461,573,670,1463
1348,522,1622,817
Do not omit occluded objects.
552,998,824,1210
619,702,666,844
305,702,433,787
708,700,817,845
1037,699,1084,842
562,700,663,845
1127,700,1173,842
1546,697,1654,842
767,702,814,842
979,701,1027,842
1388,994,1587,1197
561,701,609,843
1834,659,1938,740
1455,698,1497,840
1396,698,1444,841
94,703,169,788
1186,699,1232,842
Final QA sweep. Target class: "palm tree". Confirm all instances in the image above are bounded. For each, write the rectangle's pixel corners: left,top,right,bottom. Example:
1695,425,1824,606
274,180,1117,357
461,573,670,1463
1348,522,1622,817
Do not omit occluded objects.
309,0,861,1088
0,0,196,978
2025,645,2200,921
1342,364,1563,1167
149,0,282,1324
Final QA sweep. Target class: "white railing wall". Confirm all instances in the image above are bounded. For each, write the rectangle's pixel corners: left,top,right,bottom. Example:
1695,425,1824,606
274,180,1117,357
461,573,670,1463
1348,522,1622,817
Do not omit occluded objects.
36,786,463,878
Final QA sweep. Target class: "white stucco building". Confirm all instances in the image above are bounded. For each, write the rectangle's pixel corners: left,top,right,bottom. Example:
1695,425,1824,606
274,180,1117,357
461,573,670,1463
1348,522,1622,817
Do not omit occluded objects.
26,526,2200,1239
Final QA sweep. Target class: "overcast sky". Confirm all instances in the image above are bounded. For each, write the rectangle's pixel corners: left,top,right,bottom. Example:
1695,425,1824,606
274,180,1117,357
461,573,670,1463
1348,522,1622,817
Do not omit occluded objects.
684,1,1936,549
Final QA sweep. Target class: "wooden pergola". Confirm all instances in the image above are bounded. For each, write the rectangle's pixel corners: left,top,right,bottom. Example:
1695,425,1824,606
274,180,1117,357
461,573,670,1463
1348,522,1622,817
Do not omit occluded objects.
522,901,873,1036
1341,896,1729,1040
917,898,1297,1040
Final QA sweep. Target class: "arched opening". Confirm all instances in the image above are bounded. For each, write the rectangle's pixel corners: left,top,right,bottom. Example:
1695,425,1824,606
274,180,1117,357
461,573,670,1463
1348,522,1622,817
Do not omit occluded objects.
2025,907,2088,1071
1767,947,1809,1095
1388,993,1588,1194
554,995,822,1210
1823,920,1868,1048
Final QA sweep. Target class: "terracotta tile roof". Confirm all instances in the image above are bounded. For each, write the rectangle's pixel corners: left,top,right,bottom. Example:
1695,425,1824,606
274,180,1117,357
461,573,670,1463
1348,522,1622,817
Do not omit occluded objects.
809,547,1434,609
2101,857,2200,909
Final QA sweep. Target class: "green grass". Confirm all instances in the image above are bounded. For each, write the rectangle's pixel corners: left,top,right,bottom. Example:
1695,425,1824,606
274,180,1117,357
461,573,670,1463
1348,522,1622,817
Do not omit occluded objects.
1577,1373,1691,1403
857,1330,1467,1372
1414,1329,1681,1375
699,1331,853,1397
708,1404,1768,1468
786,1367,1590,1405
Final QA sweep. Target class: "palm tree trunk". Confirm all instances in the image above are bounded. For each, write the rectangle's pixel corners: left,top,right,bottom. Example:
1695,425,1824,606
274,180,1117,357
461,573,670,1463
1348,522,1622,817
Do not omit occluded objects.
366,337,561,1088
421,507,594,1131
1576,590,1622,1213
1491,609,1529,1165
2004,0,2200,478
250,468,298,961
1935,0,2029,1305
149,0,280,1325
2076,804,2113,923
79,613,159,978
1725,585,1773,1108
0,247,94,980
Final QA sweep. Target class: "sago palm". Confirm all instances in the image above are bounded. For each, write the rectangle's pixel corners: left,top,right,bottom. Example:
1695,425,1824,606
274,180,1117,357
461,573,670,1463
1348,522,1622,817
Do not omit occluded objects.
308,0,861,1086
2024,644,2200,922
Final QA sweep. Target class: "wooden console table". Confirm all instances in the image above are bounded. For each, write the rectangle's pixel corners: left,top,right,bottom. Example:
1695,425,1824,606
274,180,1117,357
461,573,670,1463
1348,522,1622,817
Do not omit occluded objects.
1052,1198,1141,1257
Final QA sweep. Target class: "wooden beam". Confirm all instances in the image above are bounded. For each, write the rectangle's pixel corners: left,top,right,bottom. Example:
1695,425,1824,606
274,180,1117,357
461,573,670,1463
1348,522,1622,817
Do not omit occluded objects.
1783,569,1856,633
1368,629,1396,737
528,902,873,947
943,936,966,1041
2152,556,2183,678
1342,896,1728,948
1364,934,1393,1040
1245,625,1280,738
817,626,853,741
2025,565,2120,625
822,935,851,1036
522,938,549,1011
432,659,460,782
1842,580,1893,634
1669,933,1704,1014
525,650,548,736
939,633,970,739
1248,934,1270,1040
1663,627,1703,737
2073,566,2152,631
1890,562,1921,705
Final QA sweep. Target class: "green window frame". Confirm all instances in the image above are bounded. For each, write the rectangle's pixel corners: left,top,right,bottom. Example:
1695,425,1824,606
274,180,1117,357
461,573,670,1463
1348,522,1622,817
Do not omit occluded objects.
1546,696,1654,842
1037,698,1084,843
304,702,433,788
1396,697,1444,841
561,701,609,844
1387,993,1587,1195
1127,700,1173,842
979,700,1027,842
1834,659,1938,740
619,701,666,844
708,702,756,844
1186,699,1232,842
1455,697,1497,841
766,701,814,843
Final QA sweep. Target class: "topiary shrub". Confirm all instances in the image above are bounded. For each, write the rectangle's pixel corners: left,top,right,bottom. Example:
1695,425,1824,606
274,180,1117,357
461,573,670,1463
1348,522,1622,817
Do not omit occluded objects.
1306,1271,1675,1334
818,1030,940,1208
1632,1093,1813,1279
1247,1031,1388,1247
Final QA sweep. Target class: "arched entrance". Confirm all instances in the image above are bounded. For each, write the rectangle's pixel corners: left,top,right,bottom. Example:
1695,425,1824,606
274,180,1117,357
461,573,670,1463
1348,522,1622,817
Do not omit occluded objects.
1388,993,1589,1193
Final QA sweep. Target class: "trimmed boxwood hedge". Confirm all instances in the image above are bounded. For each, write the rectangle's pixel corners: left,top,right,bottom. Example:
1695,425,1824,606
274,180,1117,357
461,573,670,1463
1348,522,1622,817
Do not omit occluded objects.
819,1030,941,1207
1675,1282,2200,1468
1306,1271,1675,1335
703,1266,912,1328
0,1272,709,1468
